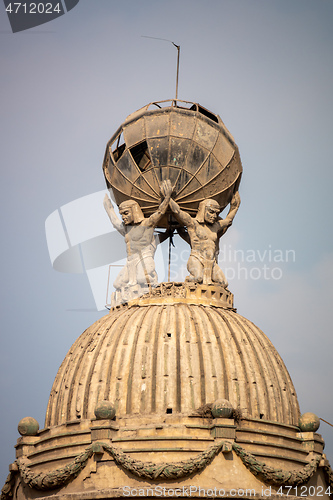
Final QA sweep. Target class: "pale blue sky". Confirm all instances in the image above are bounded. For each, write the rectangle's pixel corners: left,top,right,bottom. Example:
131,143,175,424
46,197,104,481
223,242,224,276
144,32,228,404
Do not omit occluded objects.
1,0,333,484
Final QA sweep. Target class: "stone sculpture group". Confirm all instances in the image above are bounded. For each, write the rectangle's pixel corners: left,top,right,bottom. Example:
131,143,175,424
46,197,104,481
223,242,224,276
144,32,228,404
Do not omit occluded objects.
104,180,240,299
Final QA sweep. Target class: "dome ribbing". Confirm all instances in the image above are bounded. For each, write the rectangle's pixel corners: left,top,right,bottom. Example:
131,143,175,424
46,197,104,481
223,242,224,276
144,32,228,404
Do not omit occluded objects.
45,296,300,427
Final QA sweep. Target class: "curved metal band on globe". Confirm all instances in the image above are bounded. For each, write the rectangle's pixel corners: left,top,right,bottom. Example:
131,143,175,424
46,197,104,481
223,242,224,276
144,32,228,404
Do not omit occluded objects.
103,100,242,228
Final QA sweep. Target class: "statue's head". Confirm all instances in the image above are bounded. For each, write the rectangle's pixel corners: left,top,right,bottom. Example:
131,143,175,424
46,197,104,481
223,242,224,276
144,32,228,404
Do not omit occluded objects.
196,199,221,224
119,200,145,225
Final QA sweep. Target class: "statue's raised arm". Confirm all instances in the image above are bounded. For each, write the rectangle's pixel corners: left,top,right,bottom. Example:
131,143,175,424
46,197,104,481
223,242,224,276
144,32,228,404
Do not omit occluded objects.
168,195,194,229
143,180,173,228
103,194,125,236
217,191,241,235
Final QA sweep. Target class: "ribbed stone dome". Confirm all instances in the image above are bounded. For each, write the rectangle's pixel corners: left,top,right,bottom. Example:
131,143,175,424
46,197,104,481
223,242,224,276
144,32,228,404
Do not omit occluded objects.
45,287,300,428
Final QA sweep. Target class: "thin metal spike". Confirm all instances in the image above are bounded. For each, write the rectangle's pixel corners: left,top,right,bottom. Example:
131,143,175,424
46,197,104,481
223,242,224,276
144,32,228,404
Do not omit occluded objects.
142,36,180,100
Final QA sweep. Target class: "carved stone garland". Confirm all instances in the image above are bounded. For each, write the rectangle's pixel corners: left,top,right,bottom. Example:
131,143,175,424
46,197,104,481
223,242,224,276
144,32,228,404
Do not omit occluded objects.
232,442,321,486
1,441,331,500
102,441,225,480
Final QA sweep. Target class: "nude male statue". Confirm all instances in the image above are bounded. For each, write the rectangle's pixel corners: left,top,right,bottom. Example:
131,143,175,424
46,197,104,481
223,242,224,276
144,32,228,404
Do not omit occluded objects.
103,180,172,290
164,189,241,287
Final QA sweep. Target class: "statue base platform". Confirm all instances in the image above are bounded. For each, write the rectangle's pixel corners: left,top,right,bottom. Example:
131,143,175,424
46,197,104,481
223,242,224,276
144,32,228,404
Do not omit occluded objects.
108,282,235,311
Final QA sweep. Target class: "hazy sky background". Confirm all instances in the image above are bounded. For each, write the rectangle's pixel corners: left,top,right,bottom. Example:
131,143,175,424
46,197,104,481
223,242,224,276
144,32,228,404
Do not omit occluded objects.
1,0,332,485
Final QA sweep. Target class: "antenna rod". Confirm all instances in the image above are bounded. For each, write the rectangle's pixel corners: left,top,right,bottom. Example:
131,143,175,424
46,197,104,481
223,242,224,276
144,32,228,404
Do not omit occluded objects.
168,232,172,282
173,43,180,100
141,36,180,100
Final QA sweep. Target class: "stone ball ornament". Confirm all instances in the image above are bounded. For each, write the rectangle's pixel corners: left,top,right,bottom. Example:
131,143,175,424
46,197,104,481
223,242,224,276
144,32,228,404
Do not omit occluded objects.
103,99,242,228
211,399,234,418
94,400,116,420
298,412,320,432
17,416,39,436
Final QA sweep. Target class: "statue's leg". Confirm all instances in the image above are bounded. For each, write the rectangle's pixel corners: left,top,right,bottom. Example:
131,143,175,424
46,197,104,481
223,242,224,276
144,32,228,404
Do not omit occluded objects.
212,263,228,288
145,256,158,285
128,257,138,286
202,259,214,285
187,255,203,283
113,265,129,290
137,256,158,285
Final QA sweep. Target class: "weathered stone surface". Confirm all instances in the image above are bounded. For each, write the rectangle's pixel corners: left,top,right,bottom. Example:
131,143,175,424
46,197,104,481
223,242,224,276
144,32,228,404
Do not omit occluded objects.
94,401,116,421
299,412,320,432
45,292,300,428
17,417,39,437
211,399,234,418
